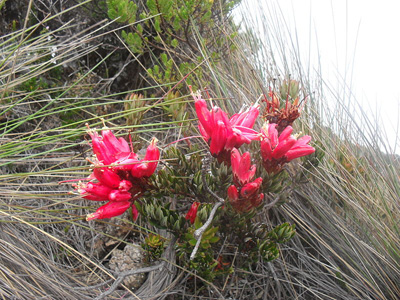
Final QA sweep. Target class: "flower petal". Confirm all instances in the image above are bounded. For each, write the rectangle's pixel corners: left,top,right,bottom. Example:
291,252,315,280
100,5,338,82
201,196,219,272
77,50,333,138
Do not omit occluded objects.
86,201,131,221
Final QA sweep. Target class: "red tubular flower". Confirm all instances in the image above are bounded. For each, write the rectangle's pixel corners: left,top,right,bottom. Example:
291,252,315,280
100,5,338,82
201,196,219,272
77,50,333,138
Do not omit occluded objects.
231,148,256,186
209,120,227,156
86,201,131,221
192,89,260,162
286,135,315,161
131,203,139,221
77,182,113,201
89,132,113,165
227,185,239,202
260,123,315,173
93,166,122,189
240,177,263,199
227,149,264,213
230,105,259,128
108,190,132,202
131,137,160,178
185,202,200,224
195,96,213,139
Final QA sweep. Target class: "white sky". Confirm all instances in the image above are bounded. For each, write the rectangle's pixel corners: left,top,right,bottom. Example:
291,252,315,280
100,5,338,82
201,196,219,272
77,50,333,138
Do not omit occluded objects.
238,0,400,153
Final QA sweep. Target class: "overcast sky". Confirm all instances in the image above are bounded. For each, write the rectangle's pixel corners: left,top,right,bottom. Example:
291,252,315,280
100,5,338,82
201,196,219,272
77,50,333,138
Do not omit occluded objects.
238,0,400,153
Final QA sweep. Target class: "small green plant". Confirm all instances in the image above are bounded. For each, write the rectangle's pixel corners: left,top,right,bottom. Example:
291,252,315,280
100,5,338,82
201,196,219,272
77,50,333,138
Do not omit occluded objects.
142,233,165,260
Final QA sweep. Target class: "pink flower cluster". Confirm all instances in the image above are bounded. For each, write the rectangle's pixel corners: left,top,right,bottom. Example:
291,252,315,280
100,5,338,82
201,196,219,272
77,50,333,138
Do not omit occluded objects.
193,90,316,213
74,125,159,221
227,148,264,212
193,90,259,163
260,123,315,173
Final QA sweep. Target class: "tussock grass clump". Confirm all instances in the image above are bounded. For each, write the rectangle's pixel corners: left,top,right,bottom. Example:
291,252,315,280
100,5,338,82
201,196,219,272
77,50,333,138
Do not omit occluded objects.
233,1,400,299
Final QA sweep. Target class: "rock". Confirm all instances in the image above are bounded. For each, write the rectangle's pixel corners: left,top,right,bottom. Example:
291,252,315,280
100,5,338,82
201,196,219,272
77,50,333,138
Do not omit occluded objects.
108,243,147,290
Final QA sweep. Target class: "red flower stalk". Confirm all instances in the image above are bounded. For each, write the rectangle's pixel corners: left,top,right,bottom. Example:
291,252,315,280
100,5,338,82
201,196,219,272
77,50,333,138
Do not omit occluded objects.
192,89,260,163
185,202,200,224
227,149,264,213
73,125,160,221
260,123,315,173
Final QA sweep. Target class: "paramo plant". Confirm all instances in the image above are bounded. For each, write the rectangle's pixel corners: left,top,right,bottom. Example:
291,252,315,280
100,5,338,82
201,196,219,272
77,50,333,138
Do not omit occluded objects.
64,80,316,281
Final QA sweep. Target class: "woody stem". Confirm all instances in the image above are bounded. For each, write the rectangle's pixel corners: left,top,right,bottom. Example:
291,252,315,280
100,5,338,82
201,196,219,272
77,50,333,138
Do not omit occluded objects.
190,153,225,260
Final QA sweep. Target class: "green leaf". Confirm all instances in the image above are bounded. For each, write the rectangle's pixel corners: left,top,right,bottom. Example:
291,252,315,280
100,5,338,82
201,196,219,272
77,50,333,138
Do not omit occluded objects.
155,206,163,220
154,17,161,32
153,65,160,74
208,236,219,243
194,217,203,229
188,238,196,247
160,53,168,65
171,39,178,48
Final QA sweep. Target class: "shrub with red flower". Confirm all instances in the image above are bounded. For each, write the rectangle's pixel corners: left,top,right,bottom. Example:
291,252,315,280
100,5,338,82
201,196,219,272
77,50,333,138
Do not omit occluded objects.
63,81,316,274
227,148,264,212
192,89,260,163
260,123,315,173
73,125,159,221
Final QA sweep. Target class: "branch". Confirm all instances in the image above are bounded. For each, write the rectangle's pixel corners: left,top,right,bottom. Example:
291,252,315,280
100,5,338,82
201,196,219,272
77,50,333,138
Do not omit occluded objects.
190,153,224,260
264,194,280,210
190,201,223,260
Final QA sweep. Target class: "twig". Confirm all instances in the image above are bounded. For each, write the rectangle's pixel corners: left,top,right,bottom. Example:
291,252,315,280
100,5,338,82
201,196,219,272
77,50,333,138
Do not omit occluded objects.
264,194,281,210
190,153,224,260
73,279,114,291
93,262,166,300
190,201,223,260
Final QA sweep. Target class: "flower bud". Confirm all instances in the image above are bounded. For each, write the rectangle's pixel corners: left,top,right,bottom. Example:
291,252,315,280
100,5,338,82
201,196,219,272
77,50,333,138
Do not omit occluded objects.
131,137,160,178
131,203,139,221
227,185,239,202
231,148,256,186
108,190,132,202
240,177,262,199
185,202,200,224
118,180,133,192
83,182,113,199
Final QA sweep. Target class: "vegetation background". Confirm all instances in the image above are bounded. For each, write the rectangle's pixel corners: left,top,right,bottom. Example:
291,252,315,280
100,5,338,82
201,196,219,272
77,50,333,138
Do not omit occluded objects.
1,0,399,299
